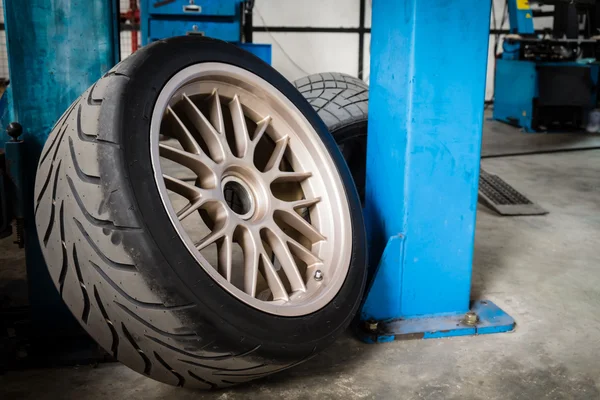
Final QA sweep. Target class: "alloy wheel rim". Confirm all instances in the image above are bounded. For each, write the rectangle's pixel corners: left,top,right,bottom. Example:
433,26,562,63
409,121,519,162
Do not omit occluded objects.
150,63,352,316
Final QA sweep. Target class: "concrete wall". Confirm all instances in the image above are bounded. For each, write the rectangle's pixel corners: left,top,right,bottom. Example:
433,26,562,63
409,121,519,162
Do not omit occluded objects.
252,0,364,82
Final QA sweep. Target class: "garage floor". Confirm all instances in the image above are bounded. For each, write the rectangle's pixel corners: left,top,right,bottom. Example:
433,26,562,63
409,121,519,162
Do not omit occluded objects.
2,136,600,399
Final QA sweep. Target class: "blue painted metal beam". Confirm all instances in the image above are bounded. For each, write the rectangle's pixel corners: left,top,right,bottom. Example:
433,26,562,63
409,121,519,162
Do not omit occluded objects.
3,0,118,142
361,0,514,341
3,0,118,333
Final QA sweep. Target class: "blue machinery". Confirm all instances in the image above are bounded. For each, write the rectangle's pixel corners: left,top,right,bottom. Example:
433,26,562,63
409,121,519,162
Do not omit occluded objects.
140,0,271,64
141,0,245,43
493,0,600,132
359,0,514,342
2,0,515,344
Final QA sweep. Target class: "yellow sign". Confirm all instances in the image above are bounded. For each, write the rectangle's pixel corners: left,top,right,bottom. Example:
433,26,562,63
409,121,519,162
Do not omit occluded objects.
517,0,530,10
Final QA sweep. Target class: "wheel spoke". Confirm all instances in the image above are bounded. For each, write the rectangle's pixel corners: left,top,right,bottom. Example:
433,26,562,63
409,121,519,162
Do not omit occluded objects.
288,197,321,210
163,174,202,200
159,144,217,184
274,209,325,243
271,171,312,183
165,106,203,155
181,93,225,163
259,252,289,301
264,136,289,172
196,213,232,251
247,115,272,162
209,89,225,135
228,95,250,158
270,222,322,267
262,228,306,293
237,227,259,297
164,175,218,221
177,197,209,221
285,236,323,267
252,115,271,143
217,235,233,281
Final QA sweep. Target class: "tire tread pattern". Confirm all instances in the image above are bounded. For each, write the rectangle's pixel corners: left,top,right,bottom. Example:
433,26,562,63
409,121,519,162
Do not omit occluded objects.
293,72,368,133
34,70,287,388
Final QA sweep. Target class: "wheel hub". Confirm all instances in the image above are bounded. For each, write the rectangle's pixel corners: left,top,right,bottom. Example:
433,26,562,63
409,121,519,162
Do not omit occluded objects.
221,175,255,220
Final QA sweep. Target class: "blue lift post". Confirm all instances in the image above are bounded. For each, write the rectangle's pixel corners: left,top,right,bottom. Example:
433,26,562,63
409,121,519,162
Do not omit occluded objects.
360,0,515,343
2,0,118,334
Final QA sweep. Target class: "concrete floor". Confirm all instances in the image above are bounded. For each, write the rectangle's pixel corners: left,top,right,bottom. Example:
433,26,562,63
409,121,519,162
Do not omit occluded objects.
480,117,600,157
3,148,600,399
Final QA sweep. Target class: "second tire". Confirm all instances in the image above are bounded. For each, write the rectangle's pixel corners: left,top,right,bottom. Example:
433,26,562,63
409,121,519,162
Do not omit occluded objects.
294,72,369,202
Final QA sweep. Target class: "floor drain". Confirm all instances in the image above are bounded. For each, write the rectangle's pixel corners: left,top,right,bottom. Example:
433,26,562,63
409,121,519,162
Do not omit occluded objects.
478,169,548,216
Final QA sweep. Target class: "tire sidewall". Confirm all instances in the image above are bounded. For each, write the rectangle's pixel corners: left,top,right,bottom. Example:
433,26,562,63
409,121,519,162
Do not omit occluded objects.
113,37,366,359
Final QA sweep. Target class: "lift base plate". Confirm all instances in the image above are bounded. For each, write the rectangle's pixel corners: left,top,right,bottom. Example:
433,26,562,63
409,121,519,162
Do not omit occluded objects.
358,300,515,344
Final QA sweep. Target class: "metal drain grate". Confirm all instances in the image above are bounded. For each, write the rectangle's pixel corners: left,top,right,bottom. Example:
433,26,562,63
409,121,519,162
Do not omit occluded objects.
478,169,548,216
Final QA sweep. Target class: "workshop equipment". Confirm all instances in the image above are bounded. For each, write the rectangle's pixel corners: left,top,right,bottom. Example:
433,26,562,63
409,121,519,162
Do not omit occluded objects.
140,0,271,63
3,0,120,338
493,0,600,132
359,0,515,342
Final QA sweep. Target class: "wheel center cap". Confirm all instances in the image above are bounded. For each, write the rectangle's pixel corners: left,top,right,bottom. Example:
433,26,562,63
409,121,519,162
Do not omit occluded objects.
222,175,256,220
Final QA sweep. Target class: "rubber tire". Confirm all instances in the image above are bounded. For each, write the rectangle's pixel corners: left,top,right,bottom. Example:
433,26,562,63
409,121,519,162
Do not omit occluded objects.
293,73,368,202
34,37,366,389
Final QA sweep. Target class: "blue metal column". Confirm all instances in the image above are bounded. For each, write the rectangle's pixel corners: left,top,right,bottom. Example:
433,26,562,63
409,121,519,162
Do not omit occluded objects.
3,0,118,334
360,0,514,342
